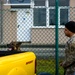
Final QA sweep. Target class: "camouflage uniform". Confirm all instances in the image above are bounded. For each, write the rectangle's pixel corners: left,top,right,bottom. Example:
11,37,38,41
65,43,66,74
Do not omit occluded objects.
62,34,75,75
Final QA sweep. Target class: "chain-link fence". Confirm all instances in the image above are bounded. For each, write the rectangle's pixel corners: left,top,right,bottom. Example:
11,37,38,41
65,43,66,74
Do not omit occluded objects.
0,8,65,75
0,0,75,75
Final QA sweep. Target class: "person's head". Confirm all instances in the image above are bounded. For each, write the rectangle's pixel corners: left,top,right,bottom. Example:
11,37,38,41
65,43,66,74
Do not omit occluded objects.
64,21,75,37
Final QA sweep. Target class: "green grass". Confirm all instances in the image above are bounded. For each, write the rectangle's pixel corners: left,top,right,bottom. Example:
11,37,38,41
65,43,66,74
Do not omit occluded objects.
37,59,64,75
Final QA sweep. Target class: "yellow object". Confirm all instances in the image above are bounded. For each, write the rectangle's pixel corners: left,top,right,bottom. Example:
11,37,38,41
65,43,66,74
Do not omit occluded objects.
0,52,36,75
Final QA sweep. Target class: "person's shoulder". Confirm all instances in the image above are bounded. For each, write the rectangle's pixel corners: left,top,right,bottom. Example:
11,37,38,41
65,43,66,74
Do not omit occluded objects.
70,36,75,45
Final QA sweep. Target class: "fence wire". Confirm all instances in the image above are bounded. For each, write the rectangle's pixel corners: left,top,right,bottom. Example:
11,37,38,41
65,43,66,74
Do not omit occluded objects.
0,3,75,75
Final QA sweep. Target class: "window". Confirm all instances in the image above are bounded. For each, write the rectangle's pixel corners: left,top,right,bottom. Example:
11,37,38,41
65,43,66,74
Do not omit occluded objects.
49,7,68,26
10,0,31,4
34,0,45,6
34,8,46,26
49,0,69,6
60,9,68,25
33,0,69,27
49,9,56,25
49,0,55,6
59,0,69,6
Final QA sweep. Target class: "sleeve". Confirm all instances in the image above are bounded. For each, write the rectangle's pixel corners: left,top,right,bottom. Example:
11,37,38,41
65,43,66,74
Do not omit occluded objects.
62,42,75,68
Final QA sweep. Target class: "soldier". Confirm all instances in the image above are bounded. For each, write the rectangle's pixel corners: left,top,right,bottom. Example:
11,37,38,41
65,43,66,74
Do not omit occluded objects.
60,21,75,75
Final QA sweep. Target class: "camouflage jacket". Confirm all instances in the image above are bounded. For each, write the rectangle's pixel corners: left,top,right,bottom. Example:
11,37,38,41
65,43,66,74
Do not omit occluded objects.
62,34,75,75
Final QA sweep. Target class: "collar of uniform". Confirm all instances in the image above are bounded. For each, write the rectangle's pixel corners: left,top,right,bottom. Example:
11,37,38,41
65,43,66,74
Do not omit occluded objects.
70,34,75,41
70,34,75,38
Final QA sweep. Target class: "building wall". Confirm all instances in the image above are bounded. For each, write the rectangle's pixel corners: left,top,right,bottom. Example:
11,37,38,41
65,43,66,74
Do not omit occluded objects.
1,0,75,44
2,5,17,44
3,11,17,44
0,0,3,43
31,0,74,44
69,0,75,21
70,0,75,7
31,28,68,44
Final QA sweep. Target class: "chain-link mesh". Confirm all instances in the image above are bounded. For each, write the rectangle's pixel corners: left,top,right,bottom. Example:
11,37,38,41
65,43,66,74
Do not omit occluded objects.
0,0,75,75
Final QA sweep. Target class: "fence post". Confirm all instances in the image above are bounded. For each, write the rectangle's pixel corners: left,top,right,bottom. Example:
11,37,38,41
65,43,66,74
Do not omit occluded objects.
55,0,59,75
